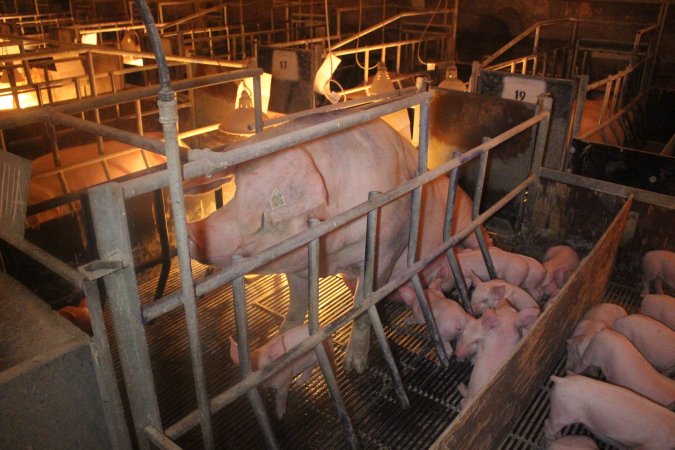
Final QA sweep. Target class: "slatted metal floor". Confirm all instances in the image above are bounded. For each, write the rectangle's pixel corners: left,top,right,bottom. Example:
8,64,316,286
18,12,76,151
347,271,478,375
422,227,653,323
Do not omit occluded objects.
104,261,643,449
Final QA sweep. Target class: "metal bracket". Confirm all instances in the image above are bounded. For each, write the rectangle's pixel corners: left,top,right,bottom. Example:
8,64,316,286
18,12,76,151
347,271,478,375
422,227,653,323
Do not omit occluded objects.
78,253,128,281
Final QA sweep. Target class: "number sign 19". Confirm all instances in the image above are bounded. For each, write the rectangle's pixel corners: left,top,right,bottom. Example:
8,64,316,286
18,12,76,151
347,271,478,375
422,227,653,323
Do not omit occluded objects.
501,76,546,104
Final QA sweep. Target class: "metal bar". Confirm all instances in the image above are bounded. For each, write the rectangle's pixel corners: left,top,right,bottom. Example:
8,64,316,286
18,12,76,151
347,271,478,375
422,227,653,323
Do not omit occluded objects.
443,155,471,312
527,95,554,214
86,51,113,181
125,93,431,198
307,219,358,450
0,68,263,129
144,425,182,450
87,181,162,450
472,140,496,279
540,167,675,210
164,175,538,439
570,75,589,140
144,111,550,320
363,192,411,404
47,110,168,155
231,256,279,450
83,280,133,450
579,91,646,141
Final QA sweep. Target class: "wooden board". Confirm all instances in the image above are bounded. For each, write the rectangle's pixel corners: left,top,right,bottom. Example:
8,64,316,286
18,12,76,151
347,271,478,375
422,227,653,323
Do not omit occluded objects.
431,195,633,449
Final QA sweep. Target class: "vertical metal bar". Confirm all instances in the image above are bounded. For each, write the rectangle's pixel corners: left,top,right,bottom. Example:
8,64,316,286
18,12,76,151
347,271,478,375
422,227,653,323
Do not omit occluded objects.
363,192,412,402
533,24,540,74
186,63,196,130
443,153,471,313
472,137,496,279
135,99,144,135
86,51,112,181
527,95,554,217
88,182,161,450
599,81,612,124
231,255,279,450
157,90,214,448
364,50,370,84
252,74,263,133
408,98,449,366
82,279,132,450
307,219,358,450
469,60,480,93
570,74,589,145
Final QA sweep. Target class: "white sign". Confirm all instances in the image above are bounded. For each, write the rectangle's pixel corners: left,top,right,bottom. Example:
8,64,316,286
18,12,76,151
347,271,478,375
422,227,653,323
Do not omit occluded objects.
272,50,299,81
501,76,546,104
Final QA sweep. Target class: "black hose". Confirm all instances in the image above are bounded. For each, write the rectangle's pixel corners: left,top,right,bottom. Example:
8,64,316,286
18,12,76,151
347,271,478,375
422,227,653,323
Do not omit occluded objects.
134,0,174,102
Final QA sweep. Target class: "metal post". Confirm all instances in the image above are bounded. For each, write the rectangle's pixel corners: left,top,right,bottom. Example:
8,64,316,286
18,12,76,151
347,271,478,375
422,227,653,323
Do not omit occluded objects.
82,279,133,450
363,193,411,404
469,60,480,93
88,182,162,450
231,255,279,450
527,95,554,218
86,51,113,181
472,137,496,279
443,153,471,313
307,219,358,450
407,98,449,366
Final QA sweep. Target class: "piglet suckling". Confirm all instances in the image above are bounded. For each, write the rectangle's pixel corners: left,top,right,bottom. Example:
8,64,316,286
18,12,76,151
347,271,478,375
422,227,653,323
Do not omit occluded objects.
545,374,675,449
565,303,627,371
399,279,473,358
642,250,675,294
468,273,540,316
229,325,334,419
613,314,675,374
541,245,580,297
571,328,675,407
640,293,675,330
455,304,539,408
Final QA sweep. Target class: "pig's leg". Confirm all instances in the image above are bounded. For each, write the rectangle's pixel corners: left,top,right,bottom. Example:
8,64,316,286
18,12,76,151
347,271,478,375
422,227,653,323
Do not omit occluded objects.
280,272,309,333
274,380,292,419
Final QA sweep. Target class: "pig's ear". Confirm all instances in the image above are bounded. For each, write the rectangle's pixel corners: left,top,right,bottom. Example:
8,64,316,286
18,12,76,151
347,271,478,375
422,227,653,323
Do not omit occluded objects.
262,149,328,224
490,284,506,299
184,172,235,195
229,337,240,364
469,271,482,287
481,309,500,330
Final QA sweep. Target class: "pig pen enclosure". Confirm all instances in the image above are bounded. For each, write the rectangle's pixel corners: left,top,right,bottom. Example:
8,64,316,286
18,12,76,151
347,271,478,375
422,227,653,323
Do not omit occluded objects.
1,63,673,450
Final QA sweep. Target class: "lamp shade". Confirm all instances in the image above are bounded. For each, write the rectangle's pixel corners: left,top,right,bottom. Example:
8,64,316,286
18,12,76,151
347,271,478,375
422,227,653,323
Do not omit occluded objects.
121,30,143,66
438,63,466,91
219,91,269,136
313,53,341,95
369,61,395,95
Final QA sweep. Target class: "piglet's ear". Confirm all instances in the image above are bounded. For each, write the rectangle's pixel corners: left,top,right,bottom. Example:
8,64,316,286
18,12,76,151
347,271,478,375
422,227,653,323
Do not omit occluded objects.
261,148,328,224
229,337,240,365
490,285,506,299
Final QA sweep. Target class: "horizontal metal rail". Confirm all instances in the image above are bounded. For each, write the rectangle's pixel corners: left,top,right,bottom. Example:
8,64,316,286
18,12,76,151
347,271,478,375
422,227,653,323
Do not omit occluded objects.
143,109,549,320
578,91,646,140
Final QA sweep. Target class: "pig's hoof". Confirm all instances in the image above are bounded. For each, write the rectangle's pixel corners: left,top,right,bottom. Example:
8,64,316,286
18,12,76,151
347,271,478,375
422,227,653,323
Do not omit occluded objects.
343,345,369,373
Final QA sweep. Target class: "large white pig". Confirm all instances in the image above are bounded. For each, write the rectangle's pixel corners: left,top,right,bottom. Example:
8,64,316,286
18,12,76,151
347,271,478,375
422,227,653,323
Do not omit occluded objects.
229,325,334,419
545,374,675,449
455,303,539,408
571,329,675,407
642,250,675,294
565,303,627,371
187,114,488,373
613,314,675,374
640,294,675,330
398,279,473,358
541,245,580,297
469,274,539,316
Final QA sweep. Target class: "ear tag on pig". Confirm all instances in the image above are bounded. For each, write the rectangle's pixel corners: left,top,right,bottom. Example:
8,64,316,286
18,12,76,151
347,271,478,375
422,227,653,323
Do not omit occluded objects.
270,188,286,210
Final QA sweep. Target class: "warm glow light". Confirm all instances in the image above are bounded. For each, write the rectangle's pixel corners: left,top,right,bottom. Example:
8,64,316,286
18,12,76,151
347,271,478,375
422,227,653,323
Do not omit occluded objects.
368,61,395,95
235,73,272,113
313,53,341,95
0,90,39,110
121,30,144,66
81,33,98,45
0,38,20,55
438,63,466,91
